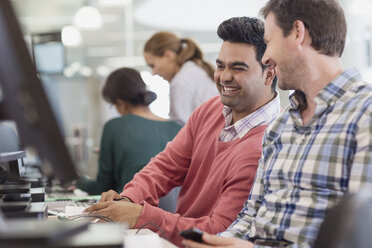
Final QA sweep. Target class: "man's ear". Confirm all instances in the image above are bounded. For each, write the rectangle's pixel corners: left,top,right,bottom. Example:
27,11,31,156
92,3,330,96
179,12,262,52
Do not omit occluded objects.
264,66,276,85
293,20,306,47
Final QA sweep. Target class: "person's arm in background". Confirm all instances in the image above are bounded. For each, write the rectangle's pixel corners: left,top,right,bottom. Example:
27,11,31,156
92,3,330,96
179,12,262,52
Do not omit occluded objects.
76,122,115,195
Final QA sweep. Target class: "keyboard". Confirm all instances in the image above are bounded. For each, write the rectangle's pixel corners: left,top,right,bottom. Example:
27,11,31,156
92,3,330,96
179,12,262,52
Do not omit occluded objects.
47,199,96,217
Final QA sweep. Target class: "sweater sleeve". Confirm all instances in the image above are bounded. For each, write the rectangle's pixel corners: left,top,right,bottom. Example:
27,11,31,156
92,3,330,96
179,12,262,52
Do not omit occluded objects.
134,156,259,246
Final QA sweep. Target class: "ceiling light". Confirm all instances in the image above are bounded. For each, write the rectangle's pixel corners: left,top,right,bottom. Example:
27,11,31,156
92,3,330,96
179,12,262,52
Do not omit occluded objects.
61,25,82,46
74,6,103,30
96,65,111,77
80,66,93,77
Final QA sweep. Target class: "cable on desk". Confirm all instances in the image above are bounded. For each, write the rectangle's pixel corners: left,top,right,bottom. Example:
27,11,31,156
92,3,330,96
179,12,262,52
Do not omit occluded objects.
135,222,168,241
68,214,114,222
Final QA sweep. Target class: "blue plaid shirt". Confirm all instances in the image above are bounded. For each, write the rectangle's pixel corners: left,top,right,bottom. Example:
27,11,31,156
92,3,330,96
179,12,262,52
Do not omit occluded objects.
220,68,372,247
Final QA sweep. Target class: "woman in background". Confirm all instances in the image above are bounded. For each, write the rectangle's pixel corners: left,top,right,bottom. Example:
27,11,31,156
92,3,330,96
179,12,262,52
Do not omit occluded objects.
76,67,182,211
144,31,218,125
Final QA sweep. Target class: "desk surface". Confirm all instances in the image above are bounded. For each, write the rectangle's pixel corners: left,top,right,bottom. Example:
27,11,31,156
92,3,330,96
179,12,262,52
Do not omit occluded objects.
126,229,177,248
48,216,177,248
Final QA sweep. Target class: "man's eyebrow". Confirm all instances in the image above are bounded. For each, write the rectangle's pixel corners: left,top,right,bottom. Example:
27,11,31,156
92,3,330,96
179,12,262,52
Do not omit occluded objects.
215,59,249,68
231,62,249,68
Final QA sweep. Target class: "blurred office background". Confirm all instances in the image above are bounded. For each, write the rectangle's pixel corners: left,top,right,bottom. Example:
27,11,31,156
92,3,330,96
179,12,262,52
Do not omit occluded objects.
8,0,372,177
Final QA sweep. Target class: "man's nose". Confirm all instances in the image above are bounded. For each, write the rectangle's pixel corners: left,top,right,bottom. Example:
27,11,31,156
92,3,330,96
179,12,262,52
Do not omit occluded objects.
219,69,233,82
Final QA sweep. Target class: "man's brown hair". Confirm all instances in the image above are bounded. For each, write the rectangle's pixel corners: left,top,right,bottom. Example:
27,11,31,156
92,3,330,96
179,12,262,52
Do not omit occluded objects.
260,0,347,57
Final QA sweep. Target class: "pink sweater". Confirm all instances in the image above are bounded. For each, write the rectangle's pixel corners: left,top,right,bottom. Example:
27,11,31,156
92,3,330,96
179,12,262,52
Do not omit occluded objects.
121,96,267,246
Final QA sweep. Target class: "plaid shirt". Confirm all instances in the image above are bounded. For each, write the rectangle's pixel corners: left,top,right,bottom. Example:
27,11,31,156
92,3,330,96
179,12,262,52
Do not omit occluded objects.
221,68,372,247
220,93,281,142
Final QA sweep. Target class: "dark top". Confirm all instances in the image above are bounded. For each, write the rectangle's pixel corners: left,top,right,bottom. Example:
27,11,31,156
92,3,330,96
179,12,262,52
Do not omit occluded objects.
76,114,182,195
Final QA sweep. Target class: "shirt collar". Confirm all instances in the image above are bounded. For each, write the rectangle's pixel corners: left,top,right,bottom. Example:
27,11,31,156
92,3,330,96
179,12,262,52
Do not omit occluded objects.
222,92,281,139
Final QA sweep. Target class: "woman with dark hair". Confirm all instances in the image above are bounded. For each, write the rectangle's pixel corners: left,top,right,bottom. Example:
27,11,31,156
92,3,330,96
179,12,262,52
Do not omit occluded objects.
76,68,182,204
144,32,218,124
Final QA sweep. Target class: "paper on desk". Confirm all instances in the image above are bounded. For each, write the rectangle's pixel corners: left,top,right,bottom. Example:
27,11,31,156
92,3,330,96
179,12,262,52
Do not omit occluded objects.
65,206,86,217
124,233,162,248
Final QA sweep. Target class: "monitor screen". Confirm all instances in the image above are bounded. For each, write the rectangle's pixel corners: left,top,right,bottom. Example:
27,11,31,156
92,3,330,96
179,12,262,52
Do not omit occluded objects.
0,0,78,185
33,42,65,74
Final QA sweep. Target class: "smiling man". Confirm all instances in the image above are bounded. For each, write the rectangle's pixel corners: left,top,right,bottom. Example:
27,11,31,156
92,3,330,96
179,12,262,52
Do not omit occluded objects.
183,1,372,248
85,17,280,246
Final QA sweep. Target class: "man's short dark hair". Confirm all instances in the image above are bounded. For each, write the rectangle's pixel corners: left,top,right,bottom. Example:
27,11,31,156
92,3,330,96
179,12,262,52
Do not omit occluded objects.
217,17,277,92
260,0,346,57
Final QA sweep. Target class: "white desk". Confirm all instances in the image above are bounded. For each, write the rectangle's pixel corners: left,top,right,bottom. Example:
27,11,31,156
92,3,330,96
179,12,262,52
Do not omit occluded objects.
125,229,178,248
49,217,178,248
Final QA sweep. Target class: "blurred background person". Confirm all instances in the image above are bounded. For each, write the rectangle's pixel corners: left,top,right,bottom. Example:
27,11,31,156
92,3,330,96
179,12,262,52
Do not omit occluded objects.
75,67,182,211
144,31,219,125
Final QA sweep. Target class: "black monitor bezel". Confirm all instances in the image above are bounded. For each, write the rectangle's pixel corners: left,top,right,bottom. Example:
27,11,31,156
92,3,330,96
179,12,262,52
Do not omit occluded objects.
0,0,78,185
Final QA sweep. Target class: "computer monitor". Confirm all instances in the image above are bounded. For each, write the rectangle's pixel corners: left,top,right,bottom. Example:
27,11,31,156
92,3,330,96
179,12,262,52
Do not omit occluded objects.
31,32,65,75
0,0,78,185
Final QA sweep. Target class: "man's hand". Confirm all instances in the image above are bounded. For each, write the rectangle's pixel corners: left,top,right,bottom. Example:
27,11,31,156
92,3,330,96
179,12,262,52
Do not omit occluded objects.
99,190,121,202
84,201,143,228
182,233,254,248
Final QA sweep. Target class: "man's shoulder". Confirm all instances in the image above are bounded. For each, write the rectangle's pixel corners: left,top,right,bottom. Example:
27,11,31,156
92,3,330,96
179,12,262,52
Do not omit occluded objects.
339,81,372,112
186,96,224,130
347,81,372,99
192,95,222,114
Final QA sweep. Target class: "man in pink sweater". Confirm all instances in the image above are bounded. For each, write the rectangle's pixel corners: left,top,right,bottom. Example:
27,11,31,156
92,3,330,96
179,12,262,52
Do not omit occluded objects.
86,17,280,246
